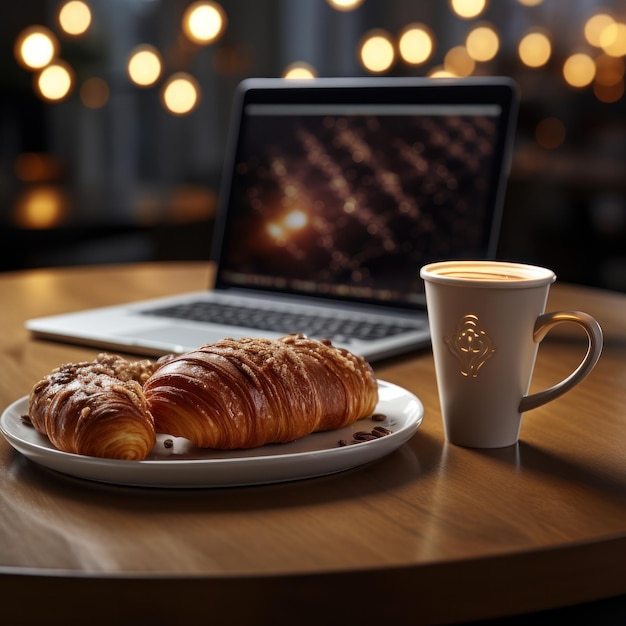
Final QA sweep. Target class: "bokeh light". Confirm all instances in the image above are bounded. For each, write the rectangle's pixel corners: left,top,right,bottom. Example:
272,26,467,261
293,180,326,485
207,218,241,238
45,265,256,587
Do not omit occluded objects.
535,117,566,149
398,23,434,65
428,66,456,78
599,22,626,57
14,26,58,70
563,52,596,88
35,61,74,101
127,45,162,87
517,0,543,6
518,31,551,68
359,30,395,73
466,23,499,62
584,13,615,47
449,0,487,20
593,80,624,103
283,62,317,79
162,73,200,115
14,153,64,183
444,46,475,76
594,53,624,86
182,1,227,45
80,77,110,108
326,0,364,10
12,186,68,228
58,1,92,36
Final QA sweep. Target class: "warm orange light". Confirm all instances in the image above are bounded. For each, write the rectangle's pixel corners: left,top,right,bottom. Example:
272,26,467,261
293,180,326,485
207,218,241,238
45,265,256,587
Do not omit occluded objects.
161,73,200,115
594,54,625,86
444,46,475,77
182,1,227,45
518,31,551,68
14,26,58,70
80,77,109,108
428,66,456,78
13,186,68,228
58,0,92,36
466,24,499,62
34,61,74,101
584,13,615,47
449,0,487,19
127,45,162,87
600,22,626,57
593,80,624,103
283,62,317,79
359,30,395,73
535,117,566,149
563,53,596,88
14,153,64,183
284,210,308,229
398,23,434,65
326,0,364,10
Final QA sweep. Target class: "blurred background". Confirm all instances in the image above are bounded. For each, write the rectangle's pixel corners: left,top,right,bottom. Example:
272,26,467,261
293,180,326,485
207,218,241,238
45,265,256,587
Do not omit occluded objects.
1,0,625,292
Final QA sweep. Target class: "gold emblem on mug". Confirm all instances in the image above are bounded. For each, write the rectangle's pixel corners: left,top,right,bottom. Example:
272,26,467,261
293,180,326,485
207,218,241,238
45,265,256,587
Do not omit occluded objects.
444,314,496,378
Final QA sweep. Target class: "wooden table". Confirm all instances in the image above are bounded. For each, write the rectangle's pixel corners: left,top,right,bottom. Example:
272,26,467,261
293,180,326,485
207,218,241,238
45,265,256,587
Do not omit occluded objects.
1,262,625,625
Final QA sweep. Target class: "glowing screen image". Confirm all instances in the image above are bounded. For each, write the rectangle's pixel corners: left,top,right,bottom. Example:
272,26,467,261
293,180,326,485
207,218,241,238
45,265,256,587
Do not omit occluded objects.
221,104,501,305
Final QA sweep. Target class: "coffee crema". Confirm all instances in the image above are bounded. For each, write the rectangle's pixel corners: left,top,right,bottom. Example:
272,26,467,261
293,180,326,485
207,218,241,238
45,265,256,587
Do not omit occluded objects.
439,270,528,281
420,261,556,289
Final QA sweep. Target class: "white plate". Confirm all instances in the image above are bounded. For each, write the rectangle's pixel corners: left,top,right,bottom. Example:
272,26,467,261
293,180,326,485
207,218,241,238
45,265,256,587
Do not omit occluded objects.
0,380,422,488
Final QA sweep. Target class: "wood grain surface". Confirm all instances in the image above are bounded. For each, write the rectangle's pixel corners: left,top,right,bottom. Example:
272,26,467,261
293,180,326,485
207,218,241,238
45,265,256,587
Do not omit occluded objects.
0,262,624,625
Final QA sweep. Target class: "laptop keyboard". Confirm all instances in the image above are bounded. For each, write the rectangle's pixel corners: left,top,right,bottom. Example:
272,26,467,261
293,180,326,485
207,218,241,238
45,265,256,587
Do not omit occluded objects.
140,301,422,343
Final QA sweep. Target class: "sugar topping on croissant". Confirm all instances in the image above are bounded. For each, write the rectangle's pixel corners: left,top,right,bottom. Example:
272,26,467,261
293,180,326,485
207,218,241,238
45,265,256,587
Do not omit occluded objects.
28,353,158,460
143,334,379,449
26,337,379,459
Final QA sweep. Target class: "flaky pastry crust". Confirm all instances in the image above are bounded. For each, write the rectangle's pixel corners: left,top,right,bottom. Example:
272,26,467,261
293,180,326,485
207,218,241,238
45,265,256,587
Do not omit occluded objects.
28,354,158,460
143,334,379,449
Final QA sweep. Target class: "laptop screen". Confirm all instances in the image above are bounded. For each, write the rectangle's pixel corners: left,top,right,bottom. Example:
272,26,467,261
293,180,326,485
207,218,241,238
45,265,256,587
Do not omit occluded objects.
213,78,518,311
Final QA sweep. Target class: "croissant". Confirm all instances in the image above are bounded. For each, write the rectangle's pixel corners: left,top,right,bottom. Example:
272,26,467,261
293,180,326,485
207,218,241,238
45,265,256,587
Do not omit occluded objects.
143,334,379,449
28,354,158,460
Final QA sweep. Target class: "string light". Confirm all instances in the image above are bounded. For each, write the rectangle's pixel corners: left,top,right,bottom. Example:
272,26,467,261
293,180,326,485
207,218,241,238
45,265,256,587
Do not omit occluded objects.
599,22,626,57
359,30,395,73
283,62,317,79
518,30,551,68
58,1,92,36
11,0,626,127
127,45,162,87
466,23,499,62
182,1,227,45
80,77,109,108
593,80,624,103
535,117,565,149
584,13,615,47
326,0,364,10
594,53,625,87
12,186,68,228
398,23,434,65
161,73,200,115
563,52,596,88
428,66,456,78
35,60,74,101
444,46,475,76
449,0,487,20
14,26,58,70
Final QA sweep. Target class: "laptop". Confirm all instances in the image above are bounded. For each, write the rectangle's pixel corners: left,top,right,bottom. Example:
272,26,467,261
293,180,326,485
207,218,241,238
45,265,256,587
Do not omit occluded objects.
26,76,519,361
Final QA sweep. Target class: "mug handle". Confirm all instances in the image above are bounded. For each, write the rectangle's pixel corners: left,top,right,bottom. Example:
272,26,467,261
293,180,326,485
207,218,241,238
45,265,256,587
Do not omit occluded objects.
519,311,603,413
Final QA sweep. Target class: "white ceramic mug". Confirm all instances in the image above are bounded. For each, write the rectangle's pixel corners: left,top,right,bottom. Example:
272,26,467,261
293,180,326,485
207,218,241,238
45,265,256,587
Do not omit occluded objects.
420,260,603,448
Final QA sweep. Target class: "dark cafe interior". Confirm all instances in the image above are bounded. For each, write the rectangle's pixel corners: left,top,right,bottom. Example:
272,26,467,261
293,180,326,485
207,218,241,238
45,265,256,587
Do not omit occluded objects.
1,1,625,625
